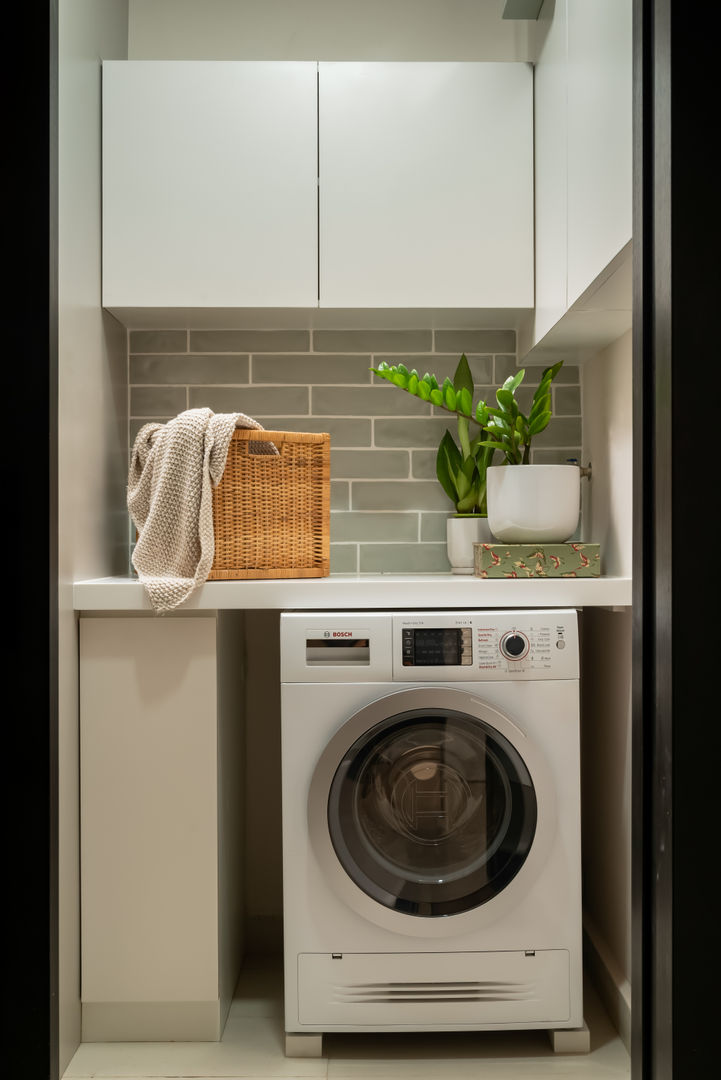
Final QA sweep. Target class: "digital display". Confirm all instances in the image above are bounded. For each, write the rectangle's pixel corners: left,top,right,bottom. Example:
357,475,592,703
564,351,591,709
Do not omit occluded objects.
403,628,463,666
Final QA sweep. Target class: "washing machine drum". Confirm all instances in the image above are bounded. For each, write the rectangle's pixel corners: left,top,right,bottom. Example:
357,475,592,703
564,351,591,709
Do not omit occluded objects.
326,708,537,918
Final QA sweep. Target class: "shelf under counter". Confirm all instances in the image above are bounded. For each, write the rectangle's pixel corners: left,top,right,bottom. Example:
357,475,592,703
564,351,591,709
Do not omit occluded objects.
73,574,632,612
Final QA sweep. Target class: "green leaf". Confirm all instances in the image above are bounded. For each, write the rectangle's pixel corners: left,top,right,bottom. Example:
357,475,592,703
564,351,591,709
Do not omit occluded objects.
429,373,439,390
430,388,443,406
528,410,552,435
456,469,472,499
529,392,551,421
443,382,457,410
392,371,408,388
374,361,390,373
496,387,516,413
436,431,463,505
407,373,419,395
488,415,512,436
477,439,511,452
458,386,473,416
475,400,489,426
452,353,474,396
542,360,564,382
503,368,525,395
397,363,409,376
417,380,431,401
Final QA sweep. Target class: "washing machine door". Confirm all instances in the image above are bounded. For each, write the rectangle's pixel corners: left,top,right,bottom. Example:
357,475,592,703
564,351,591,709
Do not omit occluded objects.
309,687,551,929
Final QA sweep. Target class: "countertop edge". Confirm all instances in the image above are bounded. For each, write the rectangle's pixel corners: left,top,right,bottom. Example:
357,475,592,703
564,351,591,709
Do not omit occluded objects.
73,575,633,612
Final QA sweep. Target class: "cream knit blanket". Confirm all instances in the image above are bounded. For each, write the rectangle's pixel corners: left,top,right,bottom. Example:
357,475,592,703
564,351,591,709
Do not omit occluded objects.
128,408,264,612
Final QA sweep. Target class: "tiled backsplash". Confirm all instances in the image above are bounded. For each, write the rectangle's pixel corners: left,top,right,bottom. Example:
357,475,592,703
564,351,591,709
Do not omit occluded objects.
128,328,581,573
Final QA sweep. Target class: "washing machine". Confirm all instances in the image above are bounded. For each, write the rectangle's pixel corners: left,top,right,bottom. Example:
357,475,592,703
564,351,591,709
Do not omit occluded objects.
280,609,583,1046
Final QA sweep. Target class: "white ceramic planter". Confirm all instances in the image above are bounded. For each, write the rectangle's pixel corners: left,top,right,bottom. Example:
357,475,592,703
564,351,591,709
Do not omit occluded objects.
446,515,493,574
486,464,581,543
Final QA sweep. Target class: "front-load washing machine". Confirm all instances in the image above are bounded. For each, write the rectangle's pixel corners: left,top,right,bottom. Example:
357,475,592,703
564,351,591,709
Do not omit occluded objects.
280,609,583,1050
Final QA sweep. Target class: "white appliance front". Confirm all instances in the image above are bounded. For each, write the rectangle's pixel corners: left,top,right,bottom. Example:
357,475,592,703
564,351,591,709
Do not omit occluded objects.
280,610,582,1035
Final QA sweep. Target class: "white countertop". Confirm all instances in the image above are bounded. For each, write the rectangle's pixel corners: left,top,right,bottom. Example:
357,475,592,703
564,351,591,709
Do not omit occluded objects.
73,574,632,611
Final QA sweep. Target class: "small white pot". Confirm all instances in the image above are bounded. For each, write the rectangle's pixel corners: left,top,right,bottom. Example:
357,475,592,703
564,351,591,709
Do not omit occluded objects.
446,515,493,574
486,464,581,543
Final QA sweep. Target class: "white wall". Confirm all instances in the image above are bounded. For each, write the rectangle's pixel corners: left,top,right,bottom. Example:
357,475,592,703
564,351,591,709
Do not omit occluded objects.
579,329,633,1048
128,0,533,60
58,0,128,1070
582,329,633,578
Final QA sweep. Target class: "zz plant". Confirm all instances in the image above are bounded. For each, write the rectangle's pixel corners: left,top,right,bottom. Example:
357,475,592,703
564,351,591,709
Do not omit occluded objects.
371,354,565,514
480,359,565,464
372,353,494,515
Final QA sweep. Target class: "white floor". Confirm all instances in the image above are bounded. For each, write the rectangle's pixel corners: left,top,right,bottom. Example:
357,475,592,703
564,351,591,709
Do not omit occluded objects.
65,956,630,1080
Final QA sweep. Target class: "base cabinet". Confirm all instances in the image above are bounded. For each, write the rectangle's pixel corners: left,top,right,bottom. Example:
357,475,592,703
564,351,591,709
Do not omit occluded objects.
79,613,245,1041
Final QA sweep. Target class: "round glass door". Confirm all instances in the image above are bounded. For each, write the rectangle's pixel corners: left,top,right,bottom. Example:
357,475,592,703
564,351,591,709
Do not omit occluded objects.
327,708,537,917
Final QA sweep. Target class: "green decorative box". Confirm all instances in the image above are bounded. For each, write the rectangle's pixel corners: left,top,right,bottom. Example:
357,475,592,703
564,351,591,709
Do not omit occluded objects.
473,542,601,578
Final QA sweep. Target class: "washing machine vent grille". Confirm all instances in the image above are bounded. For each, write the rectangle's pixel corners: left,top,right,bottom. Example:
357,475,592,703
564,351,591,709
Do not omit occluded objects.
332,980,536,1004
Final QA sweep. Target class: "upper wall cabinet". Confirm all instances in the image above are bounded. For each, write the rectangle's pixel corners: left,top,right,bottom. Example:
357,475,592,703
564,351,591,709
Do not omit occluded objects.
529,0,632,350
101,62,319,308
102,61,533,315
318,62,534,309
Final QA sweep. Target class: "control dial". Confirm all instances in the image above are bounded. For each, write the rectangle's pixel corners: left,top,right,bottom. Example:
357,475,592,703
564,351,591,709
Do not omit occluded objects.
500,631,529,661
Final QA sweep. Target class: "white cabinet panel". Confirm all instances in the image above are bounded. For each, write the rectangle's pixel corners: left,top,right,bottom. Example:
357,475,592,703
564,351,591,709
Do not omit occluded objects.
319,62,533,308
102,61,318,308
533,0,569,343
80,616,219,1009
566,0,632,306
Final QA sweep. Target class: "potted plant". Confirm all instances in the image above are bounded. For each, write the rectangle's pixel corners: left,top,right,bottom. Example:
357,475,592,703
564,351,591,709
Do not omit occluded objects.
478,360,580,542
371,354,496,573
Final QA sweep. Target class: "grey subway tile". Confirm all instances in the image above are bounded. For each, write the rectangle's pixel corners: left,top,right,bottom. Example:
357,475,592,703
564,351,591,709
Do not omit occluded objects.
331,482,349,510
359,543,450,573
188,386,309,415
420,513,452,542
531,447,583,465
129,417,169,445
129,330,187,354
189,330,310,353
554,386,582,415
532,417,583,447
130,354,249,385
255,417,371,446
332,512,419,543
435,330,516,354
494,355,532,383
313,386,431,417
374,417,452,449
330,545,359,573
252,354,373,384
331,450,410,480
352,481,450,511
411,450,438,480
313,330,432,353
130,386,186,417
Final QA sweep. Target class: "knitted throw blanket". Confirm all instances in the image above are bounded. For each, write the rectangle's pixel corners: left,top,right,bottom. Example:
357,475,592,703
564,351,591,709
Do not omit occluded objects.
128,408,264,612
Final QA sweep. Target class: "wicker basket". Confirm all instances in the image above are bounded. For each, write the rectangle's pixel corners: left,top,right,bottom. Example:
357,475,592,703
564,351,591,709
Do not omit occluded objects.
208,429,330,580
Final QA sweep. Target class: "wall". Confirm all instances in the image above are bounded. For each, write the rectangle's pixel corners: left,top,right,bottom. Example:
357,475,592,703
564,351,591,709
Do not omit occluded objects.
128,328,583,573
58,0,128,1071
579,329,633,1049
127,0,533,61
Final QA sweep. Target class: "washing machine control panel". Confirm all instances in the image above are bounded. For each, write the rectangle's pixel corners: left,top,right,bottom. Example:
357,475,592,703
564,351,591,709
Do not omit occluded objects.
401,627,473,666
393,610,579,681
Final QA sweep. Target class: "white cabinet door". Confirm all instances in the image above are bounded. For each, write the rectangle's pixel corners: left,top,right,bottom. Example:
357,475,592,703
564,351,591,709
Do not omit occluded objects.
566,0,632,306
319,62,533,308
102,61,318,308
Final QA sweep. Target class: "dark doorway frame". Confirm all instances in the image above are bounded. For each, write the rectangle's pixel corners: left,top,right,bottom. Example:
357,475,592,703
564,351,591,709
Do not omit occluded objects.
633,2,719,1077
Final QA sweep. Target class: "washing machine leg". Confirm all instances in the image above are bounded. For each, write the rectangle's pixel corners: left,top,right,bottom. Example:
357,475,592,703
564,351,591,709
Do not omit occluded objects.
547,1020,590,1053
285,1032,324,1058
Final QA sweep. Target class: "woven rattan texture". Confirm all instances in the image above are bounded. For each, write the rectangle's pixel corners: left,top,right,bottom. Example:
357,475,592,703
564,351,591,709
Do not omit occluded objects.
208,429,330,579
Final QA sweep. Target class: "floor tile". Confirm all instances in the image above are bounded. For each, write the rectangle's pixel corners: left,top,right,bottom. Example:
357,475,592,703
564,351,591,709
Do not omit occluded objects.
64,963,628,1080
64,1015,326,1078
